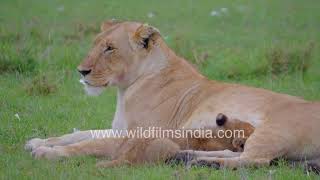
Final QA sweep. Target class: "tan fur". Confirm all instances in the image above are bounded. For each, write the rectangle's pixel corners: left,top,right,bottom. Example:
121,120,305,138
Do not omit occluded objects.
26,21,320,169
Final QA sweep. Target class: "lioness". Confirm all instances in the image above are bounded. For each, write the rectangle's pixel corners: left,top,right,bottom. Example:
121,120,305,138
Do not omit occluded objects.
26,20,320,170
96,113,254,168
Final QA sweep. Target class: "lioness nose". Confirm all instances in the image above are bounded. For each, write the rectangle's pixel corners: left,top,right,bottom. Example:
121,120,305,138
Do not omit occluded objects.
78,69,91,76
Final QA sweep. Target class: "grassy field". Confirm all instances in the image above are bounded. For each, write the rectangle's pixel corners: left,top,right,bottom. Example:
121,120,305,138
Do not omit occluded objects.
1,0,320,179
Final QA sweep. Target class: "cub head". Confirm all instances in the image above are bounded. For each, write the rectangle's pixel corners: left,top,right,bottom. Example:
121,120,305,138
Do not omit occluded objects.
216,113,255,152
77,20,162,95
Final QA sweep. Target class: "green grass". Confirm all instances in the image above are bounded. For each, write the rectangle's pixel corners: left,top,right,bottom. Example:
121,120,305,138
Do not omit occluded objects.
1,0,320,179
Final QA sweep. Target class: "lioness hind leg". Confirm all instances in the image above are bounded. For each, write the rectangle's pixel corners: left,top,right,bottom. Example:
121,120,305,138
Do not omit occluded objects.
31,137,125,159
167,150,241,165
185,149,241,158
188,125,290,169
188,156,271,169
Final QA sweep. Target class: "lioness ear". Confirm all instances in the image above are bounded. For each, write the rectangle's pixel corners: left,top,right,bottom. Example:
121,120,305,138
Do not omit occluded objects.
132,24,160,49
100,19,119,32
216,113,228,126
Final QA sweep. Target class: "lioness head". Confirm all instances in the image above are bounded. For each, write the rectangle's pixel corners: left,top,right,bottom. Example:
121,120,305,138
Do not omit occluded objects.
77,20,164,95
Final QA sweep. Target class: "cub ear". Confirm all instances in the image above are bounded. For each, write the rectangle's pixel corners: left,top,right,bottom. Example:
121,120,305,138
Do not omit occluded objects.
132,24,160,49
100,19,119,32
216,113,228,126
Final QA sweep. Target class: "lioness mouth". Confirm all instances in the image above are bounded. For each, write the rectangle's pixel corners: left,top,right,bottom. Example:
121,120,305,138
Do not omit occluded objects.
79,79,86,85
79,79,109,87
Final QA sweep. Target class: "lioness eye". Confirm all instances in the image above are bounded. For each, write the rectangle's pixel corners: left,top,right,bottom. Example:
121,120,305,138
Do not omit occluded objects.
103,46,115,53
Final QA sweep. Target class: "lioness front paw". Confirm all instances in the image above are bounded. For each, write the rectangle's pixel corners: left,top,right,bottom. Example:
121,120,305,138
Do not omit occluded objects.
25,138,46,151
31,146,63,160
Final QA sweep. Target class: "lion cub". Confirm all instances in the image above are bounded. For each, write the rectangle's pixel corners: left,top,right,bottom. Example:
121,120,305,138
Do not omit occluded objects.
96,113,255,168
